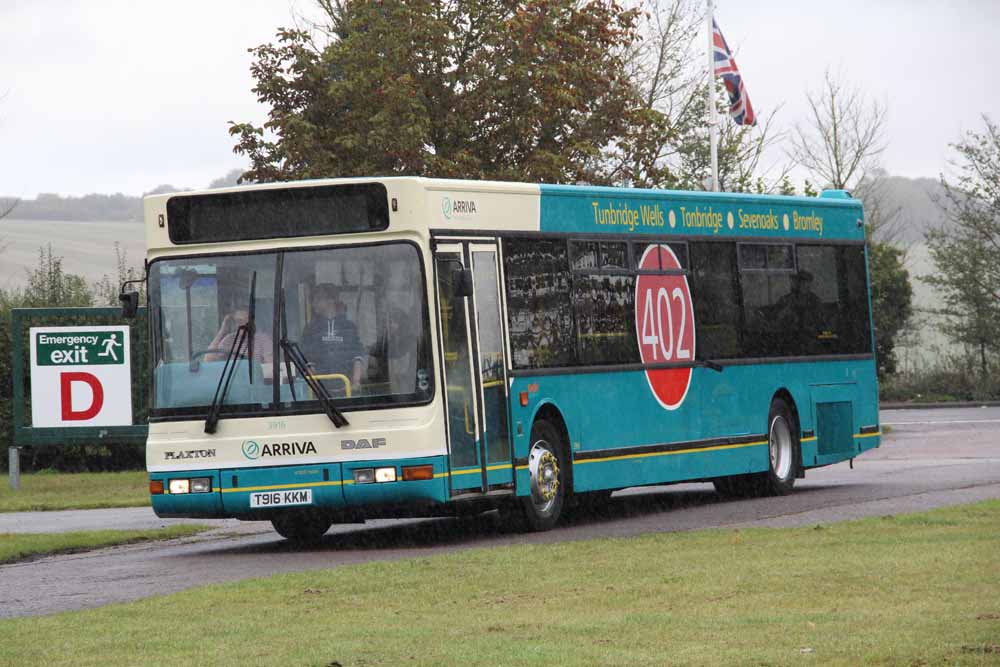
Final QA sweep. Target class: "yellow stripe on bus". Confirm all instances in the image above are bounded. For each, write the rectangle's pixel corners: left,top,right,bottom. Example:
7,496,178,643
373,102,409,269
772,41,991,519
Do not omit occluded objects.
573,440,768,466
854,431,882,439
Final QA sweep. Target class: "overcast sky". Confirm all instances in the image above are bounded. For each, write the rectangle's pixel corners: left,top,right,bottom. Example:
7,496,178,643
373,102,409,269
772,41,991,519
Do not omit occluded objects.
2,0,997,198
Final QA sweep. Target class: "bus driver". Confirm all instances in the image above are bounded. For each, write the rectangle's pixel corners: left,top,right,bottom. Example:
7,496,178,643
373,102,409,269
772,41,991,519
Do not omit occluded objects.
301,283,365,394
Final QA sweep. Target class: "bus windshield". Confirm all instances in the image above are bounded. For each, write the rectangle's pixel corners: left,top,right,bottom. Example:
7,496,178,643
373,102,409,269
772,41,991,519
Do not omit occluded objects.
148,242,433,419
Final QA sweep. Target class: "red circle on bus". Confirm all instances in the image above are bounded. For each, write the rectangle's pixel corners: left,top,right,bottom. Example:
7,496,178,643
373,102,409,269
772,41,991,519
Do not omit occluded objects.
634,245,696,410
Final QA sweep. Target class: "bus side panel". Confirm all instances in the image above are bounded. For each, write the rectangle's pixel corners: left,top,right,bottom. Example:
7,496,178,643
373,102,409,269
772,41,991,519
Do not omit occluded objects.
510,358,877,495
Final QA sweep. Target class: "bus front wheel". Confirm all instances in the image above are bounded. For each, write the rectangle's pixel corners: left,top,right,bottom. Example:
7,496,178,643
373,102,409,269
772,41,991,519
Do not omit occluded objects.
516,419,567,531
271,511,332,543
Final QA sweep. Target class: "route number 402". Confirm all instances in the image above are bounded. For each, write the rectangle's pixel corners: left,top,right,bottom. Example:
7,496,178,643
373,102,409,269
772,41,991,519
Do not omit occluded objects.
639,287,691,361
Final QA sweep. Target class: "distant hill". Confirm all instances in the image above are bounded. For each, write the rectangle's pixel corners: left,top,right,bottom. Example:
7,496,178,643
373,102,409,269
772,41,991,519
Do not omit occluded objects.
859,175,949,244
5,192,143,222
0,169,244,223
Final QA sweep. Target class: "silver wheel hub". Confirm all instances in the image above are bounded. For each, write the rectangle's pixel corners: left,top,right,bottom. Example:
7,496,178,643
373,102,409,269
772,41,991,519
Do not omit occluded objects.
769,415,793,481
528,441,560,516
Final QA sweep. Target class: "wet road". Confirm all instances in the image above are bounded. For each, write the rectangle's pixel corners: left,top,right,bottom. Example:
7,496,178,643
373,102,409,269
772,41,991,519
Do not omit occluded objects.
2,406,998,619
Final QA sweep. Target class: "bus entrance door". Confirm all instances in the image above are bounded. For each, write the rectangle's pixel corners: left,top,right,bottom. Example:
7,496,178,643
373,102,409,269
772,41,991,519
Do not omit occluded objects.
434,241,513,496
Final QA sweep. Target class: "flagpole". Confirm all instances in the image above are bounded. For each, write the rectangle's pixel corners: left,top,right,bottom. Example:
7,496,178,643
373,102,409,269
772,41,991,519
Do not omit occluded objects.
707,0,720,192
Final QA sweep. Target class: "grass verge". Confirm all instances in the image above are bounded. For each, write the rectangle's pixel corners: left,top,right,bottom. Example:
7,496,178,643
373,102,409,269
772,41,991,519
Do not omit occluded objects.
0,524,209,564
2,501,999,666
0,471,149,512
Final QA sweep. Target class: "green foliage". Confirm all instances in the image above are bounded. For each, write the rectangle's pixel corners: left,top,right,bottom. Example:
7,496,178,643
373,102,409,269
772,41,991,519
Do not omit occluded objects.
923,115,1000,379
15,245,95,308
880,354,1000,403
232,1,785,191
91,242,146,307
868,241,913,376
232,0,660,185
0,525,207,564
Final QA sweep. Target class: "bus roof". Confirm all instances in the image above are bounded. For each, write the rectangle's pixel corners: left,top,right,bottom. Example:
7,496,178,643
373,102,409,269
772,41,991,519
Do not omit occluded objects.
144,177,866,253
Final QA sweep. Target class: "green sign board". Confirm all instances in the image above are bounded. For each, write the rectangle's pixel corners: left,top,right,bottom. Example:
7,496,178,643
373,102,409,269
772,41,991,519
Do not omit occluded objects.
35,331,127,366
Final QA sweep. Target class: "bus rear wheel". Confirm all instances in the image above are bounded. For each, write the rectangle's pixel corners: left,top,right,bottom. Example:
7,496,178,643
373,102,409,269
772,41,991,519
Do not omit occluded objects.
514,419,567,532
271,511,332,543
713,398,798,497
762,398,798,495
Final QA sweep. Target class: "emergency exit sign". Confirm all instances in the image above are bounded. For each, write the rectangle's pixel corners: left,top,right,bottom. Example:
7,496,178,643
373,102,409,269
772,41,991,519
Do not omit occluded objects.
30,326,133,427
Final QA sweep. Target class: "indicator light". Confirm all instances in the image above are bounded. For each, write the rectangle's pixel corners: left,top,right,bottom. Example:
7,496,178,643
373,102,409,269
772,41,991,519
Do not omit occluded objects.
402,465,434,481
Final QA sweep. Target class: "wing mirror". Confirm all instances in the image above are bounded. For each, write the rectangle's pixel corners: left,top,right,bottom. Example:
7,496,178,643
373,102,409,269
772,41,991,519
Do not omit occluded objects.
119,290,139,319
452,268,474,298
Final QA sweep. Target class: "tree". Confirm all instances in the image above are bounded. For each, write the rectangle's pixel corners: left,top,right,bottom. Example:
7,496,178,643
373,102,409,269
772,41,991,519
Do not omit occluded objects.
17,245,93,308
923,115,1000,378
231,0,654,185
868,242,913,376
92,243,145,307
609,0,789,192
208,168,246,189
788,70,887,192
788,70,911,376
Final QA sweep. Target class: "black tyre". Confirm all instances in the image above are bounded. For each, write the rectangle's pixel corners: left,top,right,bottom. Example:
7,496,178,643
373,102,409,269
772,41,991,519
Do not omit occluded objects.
515,419,568,531
712,475,747,497
760,398,798,495
570,489,613,515
271,511,332,543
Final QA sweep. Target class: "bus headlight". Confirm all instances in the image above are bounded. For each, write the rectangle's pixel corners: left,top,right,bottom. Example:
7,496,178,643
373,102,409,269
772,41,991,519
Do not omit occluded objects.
353,468,375,484
190,478,212,493
168,479,190,494
374,467,397,483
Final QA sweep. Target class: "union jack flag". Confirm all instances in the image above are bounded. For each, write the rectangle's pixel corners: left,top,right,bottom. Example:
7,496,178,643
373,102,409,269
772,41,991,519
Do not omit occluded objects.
712,18,756,126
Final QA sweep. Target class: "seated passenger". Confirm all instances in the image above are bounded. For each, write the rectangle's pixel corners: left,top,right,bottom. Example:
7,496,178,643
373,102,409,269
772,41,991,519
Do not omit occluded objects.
206,308,274,377
300,283,364,394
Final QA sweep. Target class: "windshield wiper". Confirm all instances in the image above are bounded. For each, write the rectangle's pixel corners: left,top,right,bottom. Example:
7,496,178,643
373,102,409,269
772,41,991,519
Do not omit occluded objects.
204,272,257,434
275,271,348,428
280,339,349,428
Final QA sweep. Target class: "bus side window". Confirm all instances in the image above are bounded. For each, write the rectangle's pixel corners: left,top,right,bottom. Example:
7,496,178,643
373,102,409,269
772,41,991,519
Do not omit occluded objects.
503,238,576,369
690,242,741,359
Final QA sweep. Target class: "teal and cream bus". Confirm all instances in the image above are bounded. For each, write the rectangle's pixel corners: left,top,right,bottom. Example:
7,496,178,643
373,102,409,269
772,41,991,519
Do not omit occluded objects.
134,178,880,540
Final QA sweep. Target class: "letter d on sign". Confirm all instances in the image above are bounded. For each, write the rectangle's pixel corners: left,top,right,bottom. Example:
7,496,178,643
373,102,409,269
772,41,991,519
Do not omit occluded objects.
60,372,104,421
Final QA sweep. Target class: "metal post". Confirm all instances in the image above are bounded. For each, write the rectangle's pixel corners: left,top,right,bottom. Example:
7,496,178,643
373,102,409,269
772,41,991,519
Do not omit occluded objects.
707,0,720,192
8,447,20,490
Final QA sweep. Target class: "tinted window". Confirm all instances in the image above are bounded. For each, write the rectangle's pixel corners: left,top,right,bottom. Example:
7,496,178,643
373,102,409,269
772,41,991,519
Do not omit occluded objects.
690,242,742,358
738,243,871,358
740,271,793,357
167,183,389,244
569,241,599,271
601,242,629,270
572,274,638,365
796,245,871,354
739,243,793,271
504,239,576,368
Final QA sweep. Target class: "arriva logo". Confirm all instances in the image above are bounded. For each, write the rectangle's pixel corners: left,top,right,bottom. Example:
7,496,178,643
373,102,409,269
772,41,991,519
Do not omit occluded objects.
442,196,453,219
242,440,261,460
242,440,317,459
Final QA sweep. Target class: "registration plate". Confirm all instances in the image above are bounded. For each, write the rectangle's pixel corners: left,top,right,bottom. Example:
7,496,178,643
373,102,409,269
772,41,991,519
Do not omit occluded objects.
249,489,313,508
